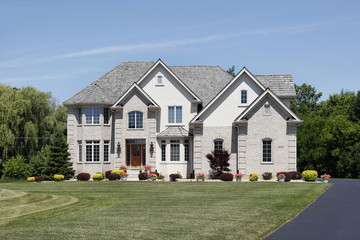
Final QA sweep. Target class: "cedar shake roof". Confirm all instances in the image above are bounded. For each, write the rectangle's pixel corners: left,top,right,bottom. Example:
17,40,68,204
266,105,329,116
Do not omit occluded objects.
64,61,296,106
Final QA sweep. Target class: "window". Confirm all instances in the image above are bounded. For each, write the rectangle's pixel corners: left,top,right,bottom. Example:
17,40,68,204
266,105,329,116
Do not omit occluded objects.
157,76,163,85
128,111,143,128
104,108,110,124
85,107,100,124
241,90,247,104
78,141,82,162
264,104,270,114
78,108,82,124
262,139,272,162
104,141,109,162
184,140,189,162
214,139,223,151
168,106,182,124
161,140,166,161
170,140,180,161
86,141,100,162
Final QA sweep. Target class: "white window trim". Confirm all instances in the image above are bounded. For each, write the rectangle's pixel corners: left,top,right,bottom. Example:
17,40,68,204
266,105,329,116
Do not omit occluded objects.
104,140,110,162
170,140,181,161
78,141,82,163
167,105,183,125
239,89,248,106
262,138,272,163
85,107,100,125
128,111,144,129
85,140,100,162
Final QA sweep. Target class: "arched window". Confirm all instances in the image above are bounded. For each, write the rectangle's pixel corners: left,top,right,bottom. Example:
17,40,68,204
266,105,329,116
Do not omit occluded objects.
262,138,272,162
128,111,143,129
214,139,223,151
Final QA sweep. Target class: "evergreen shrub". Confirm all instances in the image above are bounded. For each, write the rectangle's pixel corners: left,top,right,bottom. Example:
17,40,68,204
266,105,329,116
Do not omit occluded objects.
262,172,272,180
302,170,318,181
220,173,233,181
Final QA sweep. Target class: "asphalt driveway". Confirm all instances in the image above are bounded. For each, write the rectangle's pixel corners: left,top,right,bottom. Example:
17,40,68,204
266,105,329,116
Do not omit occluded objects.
265,179,360,240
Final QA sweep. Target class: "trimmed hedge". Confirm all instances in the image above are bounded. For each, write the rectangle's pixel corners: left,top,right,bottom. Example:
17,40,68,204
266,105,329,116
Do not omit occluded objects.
169,173,180,181
77,172,91,181
93,173,105,181
302,170,318,181
220,173,233,181
249,173,258,181
54,174,65,181
108,173,121,181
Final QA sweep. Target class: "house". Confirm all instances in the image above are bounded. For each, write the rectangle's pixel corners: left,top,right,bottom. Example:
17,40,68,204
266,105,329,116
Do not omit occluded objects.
64,59,302,179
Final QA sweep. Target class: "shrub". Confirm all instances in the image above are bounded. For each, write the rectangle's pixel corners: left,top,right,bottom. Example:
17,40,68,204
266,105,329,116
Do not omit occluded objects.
249,173,258,181
111,170,124,175
2,155,30,179
169,173,180,181
157,175,165,180
262,172,272,180
35,176,45,182
276,172,291,182
138,172,148,180
302,170,318,181
151,172,160,177
93,173,105,181
287,171,302,180
206,149,230,179
105,170,112,179
220,173,233,181
77,172,90,181
27,177,35,182
108,173,120,181
54,174,65,181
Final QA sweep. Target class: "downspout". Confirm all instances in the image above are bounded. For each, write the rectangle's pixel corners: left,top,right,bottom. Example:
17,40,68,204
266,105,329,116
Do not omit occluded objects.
236,125,239,173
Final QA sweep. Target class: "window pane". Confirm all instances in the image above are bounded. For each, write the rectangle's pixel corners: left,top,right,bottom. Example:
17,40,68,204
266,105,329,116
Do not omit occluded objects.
168,106,174,123
128,112,135,128
214,139,223,151
176,106,182,123
104,141,109,162
170,140,180,161
86,141,92,162
104,108,109,124
262,140,272,162
161,140,166,161
241,90,247,104
136,112,143,128
93,108,100,124
78,108,82,124
86,108,92,124
78,141,82,162
93,141,100,161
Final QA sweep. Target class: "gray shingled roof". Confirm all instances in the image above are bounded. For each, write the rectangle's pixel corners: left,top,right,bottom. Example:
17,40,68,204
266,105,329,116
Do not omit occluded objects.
64,61,295,106
157,126,192,137
255,75,296,97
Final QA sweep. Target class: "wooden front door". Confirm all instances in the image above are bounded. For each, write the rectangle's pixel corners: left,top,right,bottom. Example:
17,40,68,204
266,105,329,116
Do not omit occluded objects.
131,144,141,167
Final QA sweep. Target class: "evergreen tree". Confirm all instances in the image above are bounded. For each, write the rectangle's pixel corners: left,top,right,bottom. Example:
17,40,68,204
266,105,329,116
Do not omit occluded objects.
44,130,74,180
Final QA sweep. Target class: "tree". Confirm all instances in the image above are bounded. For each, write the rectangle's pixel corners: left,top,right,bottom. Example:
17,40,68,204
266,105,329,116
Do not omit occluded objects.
2,155,30,179
43,130,74,180
206,150,230,179
290,83,322,116
227,65,236,77
29,146,50,177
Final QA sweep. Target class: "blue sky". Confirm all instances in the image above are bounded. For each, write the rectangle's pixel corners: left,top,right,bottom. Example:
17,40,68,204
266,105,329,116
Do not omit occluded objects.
1,0,359,104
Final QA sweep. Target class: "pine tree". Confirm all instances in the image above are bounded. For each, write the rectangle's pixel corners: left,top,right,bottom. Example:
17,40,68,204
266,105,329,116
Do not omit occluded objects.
44,130,74,180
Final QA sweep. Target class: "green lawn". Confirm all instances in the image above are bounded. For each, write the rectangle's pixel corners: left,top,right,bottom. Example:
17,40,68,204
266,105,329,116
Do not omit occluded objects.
0,181,331,240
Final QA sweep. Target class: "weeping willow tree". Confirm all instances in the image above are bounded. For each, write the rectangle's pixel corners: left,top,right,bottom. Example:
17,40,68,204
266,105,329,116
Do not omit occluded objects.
0,84,66,177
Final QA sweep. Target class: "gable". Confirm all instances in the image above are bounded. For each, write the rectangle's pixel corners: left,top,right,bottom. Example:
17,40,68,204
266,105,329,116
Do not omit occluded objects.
191,68,264,127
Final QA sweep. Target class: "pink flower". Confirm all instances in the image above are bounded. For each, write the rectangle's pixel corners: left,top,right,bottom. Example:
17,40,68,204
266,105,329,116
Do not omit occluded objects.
235,173,243,178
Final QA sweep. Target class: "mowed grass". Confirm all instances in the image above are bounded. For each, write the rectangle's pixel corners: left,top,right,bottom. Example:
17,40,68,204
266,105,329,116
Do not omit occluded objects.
0,181,331,240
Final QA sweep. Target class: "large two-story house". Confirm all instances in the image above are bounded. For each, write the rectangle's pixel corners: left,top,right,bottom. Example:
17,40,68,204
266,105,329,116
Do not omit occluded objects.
64,59,302,179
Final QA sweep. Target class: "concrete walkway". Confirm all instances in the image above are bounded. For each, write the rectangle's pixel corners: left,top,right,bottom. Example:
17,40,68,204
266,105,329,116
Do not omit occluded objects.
265,179,360,240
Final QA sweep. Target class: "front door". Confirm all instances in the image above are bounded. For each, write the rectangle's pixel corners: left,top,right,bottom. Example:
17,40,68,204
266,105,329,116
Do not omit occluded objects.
131,144,141,167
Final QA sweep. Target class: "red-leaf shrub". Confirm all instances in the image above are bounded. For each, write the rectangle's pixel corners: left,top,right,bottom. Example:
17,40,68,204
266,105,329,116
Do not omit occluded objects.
288,171,302,180
220,173,233,181
138,172,148,180
169,174,180,181
35,176,45,182
206,149,231,179
105,170,112,179
108,173,120,181
77,172,90,181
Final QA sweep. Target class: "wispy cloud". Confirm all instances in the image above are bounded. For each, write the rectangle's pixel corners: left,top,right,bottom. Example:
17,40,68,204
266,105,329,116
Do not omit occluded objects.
0,21,332,68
